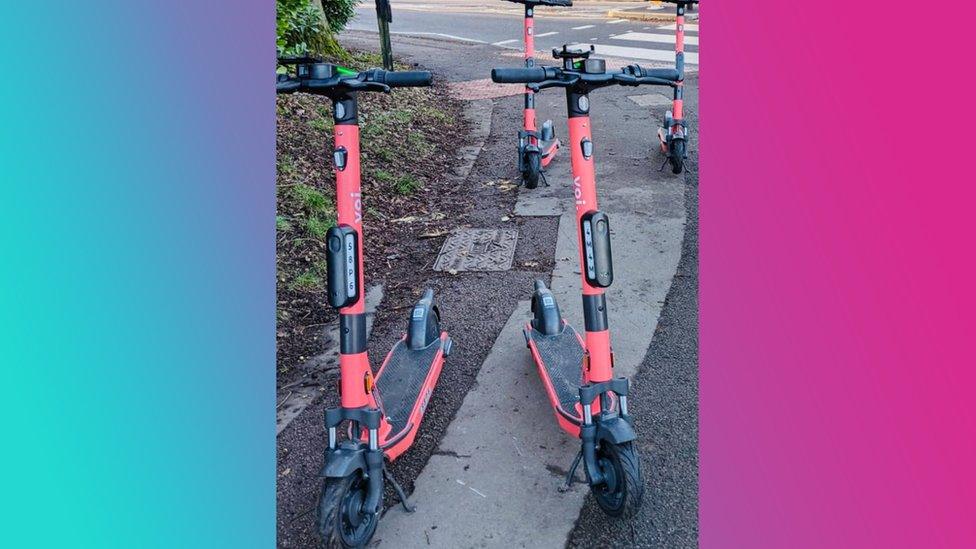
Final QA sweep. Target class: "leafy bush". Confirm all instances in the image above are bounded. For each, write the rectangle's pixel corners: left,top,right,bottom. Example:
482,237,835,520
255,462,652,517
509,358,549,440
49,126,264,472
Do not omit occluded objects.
321,0,361,34
277,0,358,59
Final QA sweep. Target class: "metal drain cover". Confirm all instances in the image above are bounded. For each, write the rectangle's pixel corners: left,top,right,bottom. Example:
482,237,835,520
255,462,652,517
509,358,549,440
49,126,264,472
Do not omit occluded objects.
434,229,518,272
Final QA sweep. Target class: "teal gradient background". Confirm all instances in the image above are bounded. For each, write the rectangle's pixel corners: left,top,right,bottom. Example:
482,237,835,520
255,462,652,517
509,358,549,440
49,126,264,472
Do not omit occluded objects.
1,3,275,546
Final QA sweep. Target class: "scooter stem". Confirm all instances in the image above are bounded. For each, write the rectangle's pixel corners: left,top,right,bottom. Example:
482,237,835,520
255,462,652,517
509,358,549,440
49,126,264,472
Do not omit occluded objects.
333,92,377,410
672,3,686,120
567,104,613,388
524,5,538,135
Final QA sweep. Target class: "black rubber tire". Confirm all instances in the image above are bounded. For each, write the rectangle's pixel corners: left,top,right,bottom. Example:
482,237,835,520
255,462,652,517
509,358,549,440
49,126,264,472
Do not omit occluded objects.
669,139,686,175
523,151,542,189
317,473,379,548
589,441,644,518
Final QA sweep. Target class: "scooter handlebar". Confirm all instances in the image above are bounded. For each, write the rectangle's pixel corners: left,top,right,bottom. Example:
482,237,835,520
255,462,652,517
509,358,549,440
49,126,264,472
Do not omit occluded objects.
376,69,434,88
491,67,550,84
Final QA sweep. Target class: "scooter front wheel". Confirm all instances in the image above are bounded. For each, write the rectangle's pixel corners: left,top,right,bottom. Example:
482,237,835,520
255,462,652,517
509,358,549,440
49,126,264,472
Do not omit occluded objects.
590,441,644,518
669,139,686,175
522,150,542,189
318,472,380,548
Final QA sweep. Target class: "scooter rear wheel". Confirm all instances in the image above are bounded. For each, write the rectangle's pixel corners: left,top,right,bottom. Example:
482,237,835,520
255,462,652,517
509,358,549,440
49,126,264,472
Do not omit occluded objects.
318,472,380,548
590,441,644,518
523,150,542,189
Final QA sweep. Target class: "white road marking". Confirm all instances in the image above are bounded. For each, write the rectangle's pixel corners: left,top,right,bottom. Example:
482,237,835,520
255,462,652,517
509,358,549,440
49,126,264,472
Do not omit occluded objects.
608,19,629,24
492,39,518,45
568,43,698,64
572,24,595,30
391,31,486,44
659,23,699,32
612,31,699,46
534,31,559,37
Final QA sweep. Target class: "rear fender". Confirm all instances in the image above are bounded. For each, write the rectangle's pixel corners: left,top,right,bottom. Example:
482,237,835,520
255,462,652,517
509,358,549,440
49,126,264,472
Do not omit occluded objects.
407,289,441,350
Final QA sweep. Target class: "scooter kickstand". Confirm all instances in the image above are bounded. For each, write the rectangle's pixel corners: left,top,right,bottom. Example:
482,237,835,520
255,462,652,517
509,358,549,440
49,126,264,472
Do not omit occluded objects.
384,464,415,513
564,448,584,489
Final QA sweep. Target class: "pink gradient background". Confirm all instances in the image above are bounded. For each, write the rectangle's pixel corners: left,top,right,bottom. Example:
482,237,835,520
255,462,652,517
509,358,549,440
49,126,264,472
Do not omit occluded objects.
702,2,976,547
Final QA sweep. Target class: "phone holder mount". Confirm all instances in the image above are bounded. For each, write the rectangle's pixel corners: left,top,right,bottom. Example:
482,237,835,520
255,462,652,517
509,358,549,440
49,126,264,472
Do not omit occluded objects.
552,45,605,74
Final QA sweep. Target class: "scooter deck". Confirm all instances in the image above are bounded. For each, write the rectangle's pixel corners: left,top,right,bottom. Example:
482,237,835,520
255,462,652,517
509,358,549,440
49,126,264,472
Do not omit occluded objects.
540,138,560,167
375,338,443,437
526,323,585,427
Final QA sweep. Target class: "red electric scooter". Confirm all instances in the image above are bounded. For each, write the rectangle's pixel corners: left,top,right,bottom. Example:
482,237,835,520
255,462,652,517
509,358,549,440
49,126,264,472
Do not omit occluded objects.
624,0,698,174
503,0,572,188
277,59,453,548
492,46,676,517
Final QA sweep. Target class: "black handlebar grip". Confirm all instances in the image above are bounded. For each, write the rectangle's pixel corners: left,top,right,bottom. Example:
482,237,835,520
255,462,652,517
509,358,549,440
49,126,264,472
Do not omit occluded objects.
382,70,433,88
633,65,680,82
491,67,547,84
276,78,301,94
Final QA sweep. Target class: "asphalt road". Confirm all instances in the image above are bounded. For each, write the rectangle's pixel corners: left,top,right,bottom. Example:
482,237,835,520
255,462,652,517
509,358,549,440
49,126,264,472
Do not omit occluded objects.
349,0,699,66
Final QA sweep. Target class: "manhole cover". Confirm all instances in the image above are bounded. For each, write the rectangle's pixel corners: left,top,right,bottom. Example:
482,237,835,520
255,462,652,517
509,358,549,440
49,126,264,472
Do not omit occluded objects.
434,229,518,272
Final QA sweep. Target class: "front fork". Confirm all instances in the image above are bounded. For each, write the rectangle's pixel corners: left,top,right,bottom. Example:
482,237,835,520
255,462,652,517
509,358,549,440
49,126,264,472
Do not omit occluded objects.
323,407,385,515
569,379,636,487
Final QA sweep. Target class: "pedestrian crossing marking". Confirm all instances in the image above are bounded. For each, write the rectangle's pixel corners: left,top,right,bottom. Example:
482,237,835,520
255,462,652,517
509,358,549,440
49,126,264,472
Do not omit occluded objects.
612,31,698,46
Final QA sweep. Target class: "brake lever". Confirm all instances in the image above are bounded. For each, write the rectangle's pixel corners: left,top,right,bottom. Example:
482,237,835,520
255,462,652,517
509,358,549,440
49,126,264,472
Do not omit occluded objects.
528,75,578,92
637,76,678,87
347,80,392,93
614,74,642,87
613,73,677,87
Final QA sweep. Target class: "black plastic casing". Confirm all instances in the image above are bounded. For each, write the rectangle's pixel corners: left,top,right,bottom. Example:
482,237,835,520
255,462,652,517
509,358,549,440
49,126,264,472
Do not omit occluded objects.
580,211,613,287
325,225,360,308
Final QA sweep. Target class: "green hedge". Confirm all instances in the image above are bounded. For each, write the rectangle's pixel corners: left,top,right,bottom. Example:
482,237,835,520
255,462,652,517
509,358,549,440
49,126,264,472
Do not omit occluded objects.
276,0,360,59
